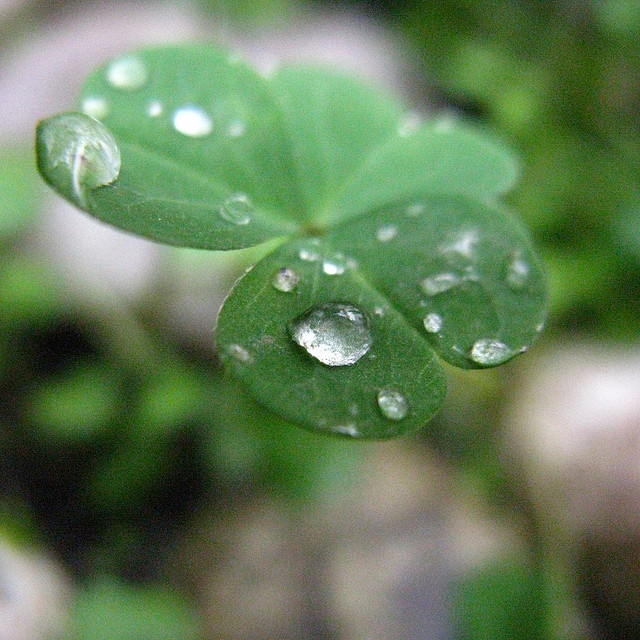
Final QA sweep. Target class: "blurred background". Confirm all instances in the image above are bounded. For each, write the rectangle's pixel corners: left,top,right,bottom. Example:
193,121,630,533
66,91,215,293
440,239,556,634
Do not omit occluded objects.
1,0,640,638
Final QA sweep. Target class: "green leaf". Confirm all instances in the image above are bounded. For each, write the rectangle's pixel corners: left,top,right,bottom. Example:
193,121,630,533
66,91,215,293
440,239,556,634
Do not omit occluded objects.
0,146,40,239
216,237,447,438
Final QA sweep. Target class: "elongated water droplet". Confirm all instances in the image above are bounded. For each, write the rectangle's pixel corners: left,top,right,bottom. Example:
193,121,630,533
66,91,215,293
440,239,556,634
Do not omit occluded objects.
219,194,252,225
423,313,443,333
226,343,252,363
506,254,530,290
421,272,461,296
289,302,372,366
36,113,121,208
377,388,408,420
376,224,397,242
172,106,213,137
147,100,163,117
81,97,109,120
272,267,300,292
106,56,148,90
469,338,514,366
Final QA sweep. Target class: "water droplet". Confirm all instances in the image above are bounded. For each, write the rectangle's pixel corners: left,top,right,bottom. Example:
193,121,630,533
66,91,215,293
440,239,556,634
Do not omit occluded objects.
469,338,514,366
377,388,409,420
289,302,373,366
374,306,386,316
227,119,246,138
505,254,530,290
397,111,421,137
421,272,461,296
36,113,121,208
299,245,321,262
376,224,398,242
348,403,359,416
322,255,346,276
81,97,109,120
172,106,213,137
536,321,545,333
147,100,163,117
226,343,252,363
407,202,425,217
218,193,252,225
432,116,455,133
106,56,148,91
272,267,300,292
423,313,443,333
334,423,361,438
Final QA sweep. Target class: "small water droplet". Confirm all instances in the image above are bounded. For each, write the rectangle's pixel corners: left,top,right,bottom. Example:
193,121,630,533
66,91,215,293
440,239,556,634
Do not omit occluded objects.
505,254,530,290
147,100,163,117
272,267,300,292
407,202,425,217
377,388,409,420
226,343,252,363
172,105,213,137
227,119,246,138
423,313,443,333
36,113,121,209
397,111,421,137
219,193,252,225
334,423,360,438
536,321,545,333
421,272,461,296
322,255,346,276
81,97,109,120
374,306,386,316
469,338,514,366
299,245,321,262
376,224,398,242
106,56,148,91
289,302,373,366
348,403,359,416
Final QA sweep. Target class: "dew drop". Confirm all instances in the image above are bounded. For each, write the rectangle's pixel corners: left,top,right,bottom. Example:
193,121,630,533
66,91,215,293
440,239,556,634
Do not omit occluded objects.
334,423,361,438
218,193,252,225
407,202,425,217
421,272,461,296
36,112,121,209
423,313,443,333
147,100,163,117
227,119,246,138
376,224,398,243
226,343,252,363
322,255,346,276
106,56,148,91
272,267,300,292
289,302,373,366
505,254,530,290
172,105,213,137
81,97,109,121
469,338,514,366
377,388,409,421
373,306,386,316
299,245,321,262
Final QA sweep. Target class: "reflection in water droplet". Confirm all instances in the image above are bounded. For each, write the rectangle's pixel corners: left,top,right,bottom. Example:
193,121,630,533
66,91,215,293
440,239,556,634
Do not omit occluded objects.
147,100,163,117
226,343,252,363
322,255,346,276
299,246,321,262
376,224,397,243
172,106,213,137
106,56,148,90
469,338,514,366
227,120,246,138
219,194,252,225
37,113,121,208
421,272,461,296
407,203,425,217
289,302,372,366
81,97,109,121
441,229,479,259
377,388,408,420
506,254,530,290
423,313,443,333
272,267,300,292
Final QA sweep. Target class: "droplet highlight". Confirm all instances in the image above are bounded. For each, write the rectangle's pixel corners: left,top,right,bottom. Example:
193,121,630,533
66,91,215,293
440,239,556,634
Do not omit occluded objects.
272,267,300,293
147,100,163,117
376,224,398,243
36,112,121,208
227,120,246,138
506,254,530,290
106,56,148,91
322,255,346,276
218,194,252,225
81,97,109,121
377,388,409,421
226,343,252,363
407,203,425,217
289,302,373,366
421,272,461,296
397,112,421,137
423,313,443,334
172,106,213,137
469,338,514,366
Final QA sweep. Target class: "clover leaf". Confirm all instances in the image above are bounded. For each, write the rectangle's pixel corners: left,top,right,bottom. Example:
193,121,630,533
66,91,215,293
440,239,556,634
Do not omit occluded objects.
36,45,547,439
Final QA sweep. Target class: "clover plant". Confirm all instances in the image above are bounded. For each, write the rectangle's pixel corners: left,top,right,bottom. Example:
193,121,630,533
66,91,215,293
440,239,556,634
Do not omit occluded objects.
35,45,547,439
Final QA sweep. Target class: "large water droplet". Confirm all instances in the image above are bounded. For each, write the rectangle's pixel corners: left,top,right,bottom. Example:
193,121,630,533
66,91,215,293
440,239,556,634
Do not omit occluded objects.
376,224,398,243
272,267,300,292
36,112,121,208
289,302,372,366
505,254,530,290
469,338,514,366
106,56,148,91
377,388,409,420
172,106,213,137
423,313,443,333
421,272,461,296
218,194,252,225
81,97,109,121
